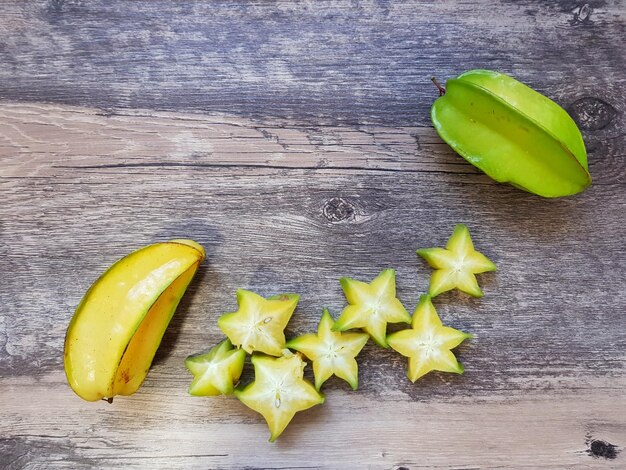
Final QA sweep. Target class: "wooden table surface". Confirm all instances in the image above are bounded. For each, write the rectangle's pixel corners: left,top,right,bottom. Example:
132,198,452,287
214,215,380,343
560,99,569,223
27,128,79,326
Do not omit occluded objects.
1,1,625,468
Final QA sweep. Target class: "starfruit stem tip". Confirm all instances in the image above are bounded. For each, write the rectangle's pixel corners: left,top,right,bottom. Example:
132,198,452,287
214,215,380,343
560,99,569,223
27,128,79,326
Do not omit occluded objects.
431,76,446,96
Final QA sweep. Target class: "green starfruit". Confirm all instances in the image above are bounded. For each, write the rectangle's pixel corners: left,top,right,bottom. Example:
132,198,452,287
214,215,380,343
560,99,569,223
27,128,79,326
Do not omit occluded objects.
185,339,246,396
387,295,472,382
235,352,324,442
417,224,496,298
333,269,411,348
431,69,591,197
217,290,299,356
287,308,369,390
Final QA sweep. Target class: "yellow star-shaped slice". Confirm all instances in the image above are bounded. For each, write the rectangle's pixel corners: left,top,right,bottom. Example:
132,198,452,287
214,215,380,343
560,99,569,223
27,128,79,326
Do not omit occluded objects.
218,290,299,356
387,295,472,382
235,352,324,442
185,339,246,396
417,224,496,298
286,308,369,390
333,269,411,348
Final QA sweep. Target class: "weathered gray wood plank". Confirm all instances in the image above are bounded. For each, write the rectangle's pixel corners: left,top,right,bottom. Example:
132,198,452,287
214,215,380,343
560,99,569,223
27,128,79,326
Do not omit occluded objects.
1,385,623,468
1,101,625,468
2,151,625,398
1,0,625,467
0,1,624,125
0,102,623,184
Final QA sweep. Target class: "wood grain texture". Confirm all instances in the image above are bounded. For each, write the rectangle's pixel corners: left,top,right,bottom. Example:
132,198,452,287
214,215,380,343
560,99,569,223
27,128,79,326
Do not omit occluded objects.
0,0,624,125
1,0,625,468
1,101,625,469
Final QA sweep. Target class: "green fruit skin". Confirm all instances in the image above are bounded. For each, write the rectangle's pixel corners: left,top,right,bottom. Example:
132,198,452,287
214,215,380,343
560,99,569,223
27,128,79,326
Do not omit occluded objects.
431,69,591,198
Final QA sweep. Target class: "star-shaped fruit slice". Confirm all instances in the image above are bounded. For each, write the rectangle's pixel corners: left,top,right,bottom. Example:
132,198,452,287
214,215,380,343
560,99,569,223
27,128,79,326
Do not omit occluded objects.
218,290,299,356
185,339,246,396
387,295,472,382
286,308,369,390
333,269,411,348
235,352,324,442
417,224,496,298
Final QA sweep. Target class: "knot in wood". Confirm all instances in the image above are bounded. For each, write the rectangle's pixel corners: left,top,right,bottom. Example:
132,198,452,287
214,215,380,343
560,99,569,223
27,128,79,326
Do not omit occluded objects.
322,197,355,223
588,439,620,459
570,4,592,25
567,97,616,130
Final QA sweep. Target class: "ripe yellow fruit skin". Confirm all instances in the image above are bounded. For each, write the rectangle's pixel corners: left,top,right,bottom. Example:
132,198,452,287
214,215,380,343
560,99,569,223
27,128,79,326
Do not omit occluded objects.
64,240,205,401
